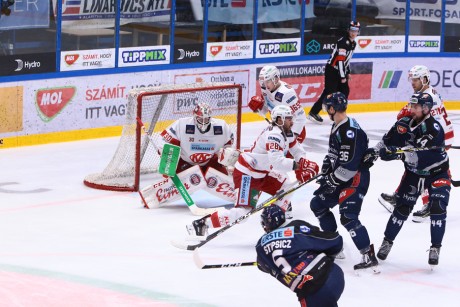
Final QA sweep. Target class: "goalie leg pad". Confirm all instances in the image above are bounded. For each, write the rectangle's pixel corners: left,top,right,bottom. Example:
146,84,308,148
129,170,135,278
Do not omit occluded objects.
204,167,236,203
140,165,206,209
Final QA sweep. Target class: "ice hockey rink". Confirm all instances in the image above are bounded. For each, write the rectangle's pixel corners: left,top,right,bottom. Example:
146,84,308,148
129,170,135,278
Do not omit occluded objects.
1,111,459,307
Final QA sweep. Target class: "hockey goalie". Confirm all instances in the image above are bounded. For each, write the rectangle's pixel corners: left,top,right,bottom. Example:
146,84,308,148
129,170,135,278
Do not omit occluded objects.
139,102,240,209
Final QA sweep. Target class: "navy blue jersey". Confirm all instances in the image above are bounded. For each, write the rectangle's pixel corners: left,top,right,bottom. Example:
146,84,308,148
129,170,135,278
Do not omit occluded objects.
326,117,369,183
383,116,449,176
255,220,343,294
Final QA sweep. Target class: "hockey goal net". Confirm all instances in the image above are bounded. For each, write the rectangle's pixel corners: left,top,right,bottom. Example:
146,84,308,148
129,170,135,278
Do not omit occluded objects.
84,82,242,192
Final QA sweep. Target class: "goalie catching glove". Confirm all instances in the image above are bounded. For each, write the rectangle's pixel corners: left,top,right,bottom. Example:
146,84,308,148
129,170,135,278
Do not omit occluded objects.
218,146,240,167
248,95,264,112
295,158,319,183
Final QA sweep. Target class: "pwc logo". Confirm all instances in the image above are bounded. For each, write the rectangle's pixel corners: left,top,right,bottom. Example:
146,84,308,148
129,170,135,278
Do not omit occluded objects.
64,54,79,65
35,87,76,122
358,39,372,49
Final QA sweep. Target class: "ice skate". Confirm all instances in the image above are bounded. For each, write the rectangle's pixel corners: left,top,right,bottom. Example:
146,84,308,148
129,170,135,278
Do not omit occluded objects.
412,205,430,223
354,244,380,274
186,214,210,238
307,113,323,124
428,246,440,269
377,238,393,261
378,192,396,213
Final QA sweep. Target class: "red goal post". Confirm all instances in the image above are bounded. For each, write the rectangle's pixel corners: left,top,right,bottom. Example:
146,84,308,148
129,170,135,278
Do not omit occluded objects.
83,82,242,192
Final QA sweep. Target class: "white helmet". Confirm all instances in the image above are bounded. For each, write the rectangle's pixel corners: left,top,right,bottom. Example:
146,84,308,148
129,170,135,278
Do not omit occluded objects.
193,102,212,133
408,65,430,85
271,105,292,126
259,65,280,89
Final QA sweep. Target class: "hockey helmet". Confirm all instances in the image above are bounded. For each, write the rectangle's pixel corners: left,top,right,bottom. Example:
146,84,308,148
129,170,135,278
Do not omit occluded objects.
193,102,212,133
259,65,280,89
322,92,348,113
271,105,293,126
408,65,430,85
349,20,361,33
261,205,286,233
409,92,433,111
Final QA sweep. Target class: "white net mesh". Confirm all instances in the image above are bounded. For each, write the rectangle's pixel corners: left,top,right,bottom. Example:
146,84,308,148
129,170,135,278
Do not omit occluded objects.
84,82,242,191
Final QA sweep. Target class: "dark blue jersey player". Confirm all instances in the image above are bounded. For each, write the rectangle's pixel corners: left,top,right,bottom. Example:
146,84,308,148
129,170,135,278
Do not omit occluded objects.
374,92,450,268
310,92,379,273
255,205,345,307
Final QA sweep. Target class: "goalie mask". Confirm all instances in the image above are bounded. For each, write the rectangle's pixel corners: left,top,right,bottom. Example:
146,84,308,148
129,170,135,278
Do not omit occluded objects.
193,102,212,133
259,65,280,91
261,205,286,233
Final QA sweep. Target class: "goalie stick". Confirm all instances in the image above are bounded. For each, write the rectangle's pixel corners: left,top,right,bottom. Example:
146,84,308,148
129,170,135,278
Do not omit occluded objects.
193,249,256,269
137,117,216,216
171,173,322,251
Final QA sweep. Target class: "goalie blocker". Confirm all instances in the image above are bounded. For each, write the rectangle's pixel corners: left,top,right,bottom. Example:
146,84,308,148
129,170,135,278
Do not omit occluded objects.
140,165,235,209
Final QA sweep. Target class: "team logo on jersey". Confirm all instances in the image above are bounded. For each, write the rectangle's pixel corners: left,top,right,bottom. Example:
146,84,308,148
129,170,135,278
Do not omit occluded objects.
346,130,355,138
190,153,213,163
191,143,215,151
434,123,440,131
299,225,311,233
214,126,223,135
274,92,284,102
397,125,407,134
238,175,251,205
207,176,218,188
186,125,195,134
189,137,194,142
189,174,201,186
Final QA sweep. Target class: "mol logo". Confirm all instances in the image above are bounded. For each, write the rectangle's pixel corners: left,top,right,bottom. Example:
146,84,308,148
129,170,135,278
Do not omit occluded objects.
379,71,402,89
64,54,79,65
35,87,76,122
209,45,223,56
259,42,297,55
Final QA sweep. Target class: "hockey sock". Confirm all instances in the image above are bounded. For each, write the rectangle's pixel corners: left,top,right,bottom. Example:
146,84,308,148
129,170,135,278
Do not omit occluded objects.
341,216,371,251
383,206,409,241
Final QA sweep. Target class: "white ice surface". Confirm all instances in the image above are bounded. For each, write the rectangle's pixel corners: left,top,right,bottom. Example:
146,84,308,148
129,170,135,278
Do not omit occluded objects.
1,111,459,306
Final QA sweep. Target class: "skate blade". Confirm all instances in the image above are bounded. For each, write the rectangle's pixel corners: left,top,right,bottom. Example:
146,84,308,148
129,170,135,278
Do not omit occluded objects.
412,216,429,223
378,197,394,213
354,265,381,276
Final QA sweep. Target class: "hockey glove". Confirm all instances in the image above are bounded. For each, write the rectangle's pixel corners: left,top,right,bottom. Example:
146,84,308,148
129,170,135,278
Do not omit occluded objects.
315,172,342,195
361,148,379,168
248,95,264,112
379,146,403,161
295,158,319,183
397,105,411,120
321,155,333,175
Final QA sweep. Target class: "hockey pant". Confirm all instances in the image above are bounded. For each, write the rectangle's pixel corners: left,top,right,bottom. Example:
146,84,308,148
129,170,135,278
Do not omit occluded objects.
310,170,372,252
208,168,294,228
298,263,344,307
383,171,450,246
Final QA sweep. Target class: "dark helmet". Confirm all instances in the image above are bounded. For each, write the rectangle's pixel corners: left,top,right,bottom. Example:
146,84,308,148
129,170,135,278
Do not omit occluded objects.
323,92,348,112
409,92,434,111
260,205,286,233
349,20,361,32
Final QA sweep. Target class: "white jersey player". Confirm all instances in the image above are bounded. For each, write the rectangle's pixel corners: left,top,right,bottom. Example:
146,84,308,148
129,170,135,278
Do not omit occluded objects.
186,105,319,237
379,65,455,221
139,102,237,209
248,65,308,144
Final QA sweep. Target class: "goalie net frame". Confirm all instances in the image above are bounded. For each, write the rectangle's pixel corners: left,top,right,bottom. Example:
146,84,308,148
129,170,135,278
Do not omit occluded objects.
83,82,242,192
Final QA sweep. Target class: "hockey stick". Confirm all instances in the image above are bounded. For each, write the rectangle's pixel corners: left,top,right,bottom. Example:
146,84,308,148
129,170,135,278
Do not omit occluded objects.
137,118,216,216
171,173,322,251
193,249,256,269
